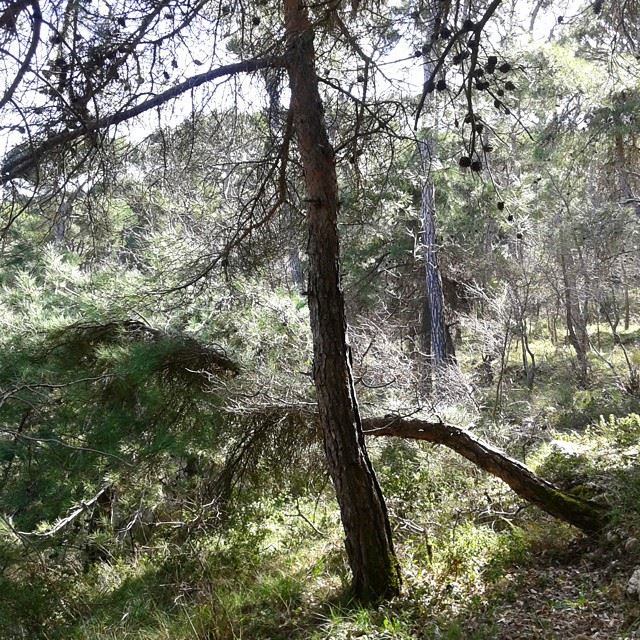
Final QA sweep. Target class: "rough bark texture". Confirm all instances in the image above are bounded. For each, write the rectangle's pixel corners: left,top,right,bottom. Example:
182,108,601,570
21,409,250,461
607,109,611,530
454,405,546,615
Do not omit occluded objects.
363,417,608,533
419,171,450,365
284,0,401,602
418,45,451,367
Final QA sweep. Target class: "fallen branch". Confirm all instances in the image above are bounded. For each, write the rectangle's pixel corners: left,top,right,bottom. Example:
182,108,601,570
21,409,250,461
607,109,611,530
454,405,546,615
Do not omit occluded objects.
362,416,608,533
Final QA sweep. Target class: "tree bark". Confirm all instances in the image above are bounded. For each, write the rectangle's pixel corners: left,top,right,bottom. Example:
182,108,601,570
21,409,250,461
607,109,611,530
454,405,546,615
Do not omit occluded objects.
363,417,608,534
419,171,451,366
559,244,589,383
284,0,401,602
418,31,451,368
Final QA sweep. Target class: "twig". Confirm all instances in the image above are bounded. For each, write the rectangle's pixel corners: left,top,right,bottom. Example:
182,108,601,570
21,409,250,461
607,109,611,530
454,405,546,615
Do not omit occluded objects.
18,485,111,538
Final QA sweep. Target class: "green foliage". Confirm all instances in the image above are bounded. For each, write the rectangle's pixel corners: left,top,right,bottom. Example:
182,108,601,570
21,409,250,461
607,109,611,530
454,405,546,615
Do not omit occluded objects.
532,412,640,525
1,2,640,635
0,244,322,635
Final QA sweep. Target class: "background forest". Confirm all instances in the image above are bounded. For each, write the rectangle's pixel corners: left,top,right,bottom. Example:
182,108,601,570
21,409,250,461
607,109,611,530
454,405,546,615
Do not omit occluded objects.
0,0,640,637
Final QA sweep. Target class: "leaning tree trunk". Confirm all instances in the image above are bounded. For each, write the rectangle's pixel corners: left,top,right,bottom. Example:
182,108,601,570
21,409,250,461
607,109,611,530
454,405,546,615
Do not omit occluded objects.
363,417,607,533
284,0,401,602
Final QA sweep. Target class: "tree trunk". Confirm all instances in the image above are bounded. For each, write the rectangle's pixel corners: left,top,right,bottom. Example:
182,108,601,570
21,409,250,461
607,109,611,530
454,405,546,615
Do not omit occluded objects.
421,295,433,393
559,247,589,384
621,257,631,331
261,70,305,294
420,171,450,366
288,244,305,291
417,5,452,368
521,323,536,389
363,417,608,533
284,0,400,602
493,309,513,416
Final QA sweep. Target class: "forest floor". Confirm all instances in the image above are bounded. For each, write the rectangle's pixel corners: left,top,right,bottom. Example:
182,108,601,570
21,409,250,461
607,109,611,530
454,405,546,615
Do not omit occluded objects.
436,534,636,639
269,521,640,640
4,326,640,639
160,517,640,640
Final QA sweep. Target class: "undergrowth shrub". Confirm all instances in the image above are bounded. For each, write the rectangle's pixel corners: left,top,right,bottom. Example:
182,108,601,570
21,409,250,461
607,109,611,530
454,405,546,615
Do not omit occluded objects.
532,413,640,526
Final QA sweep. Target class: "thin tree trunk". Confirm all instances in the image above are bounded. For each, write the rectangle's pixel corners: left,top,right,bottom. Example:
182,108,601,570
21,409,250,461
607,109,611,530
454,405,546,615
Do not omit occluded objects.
363,417,607,533
288,244,305,291
521,324,535,389
621,257,631,331
601,284,621,344
559,243,589,383
493,309,512,416
421,296,433,393
284,0,400,602
261,70,305,293
547,304,559,345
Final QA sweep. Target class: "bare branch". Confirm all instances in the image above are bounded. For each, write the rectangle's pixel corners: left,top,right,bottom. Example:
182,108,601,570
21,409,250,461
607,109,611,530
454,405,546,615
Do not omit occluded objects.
0,0,41,111
1,55,284,184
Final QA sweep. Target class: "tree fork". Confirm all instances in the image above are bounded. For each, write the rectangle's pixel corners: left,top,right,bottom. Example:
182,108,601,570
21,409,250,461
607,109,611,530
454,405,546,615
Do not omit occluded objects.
363,417,607,533
283,0,401,602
